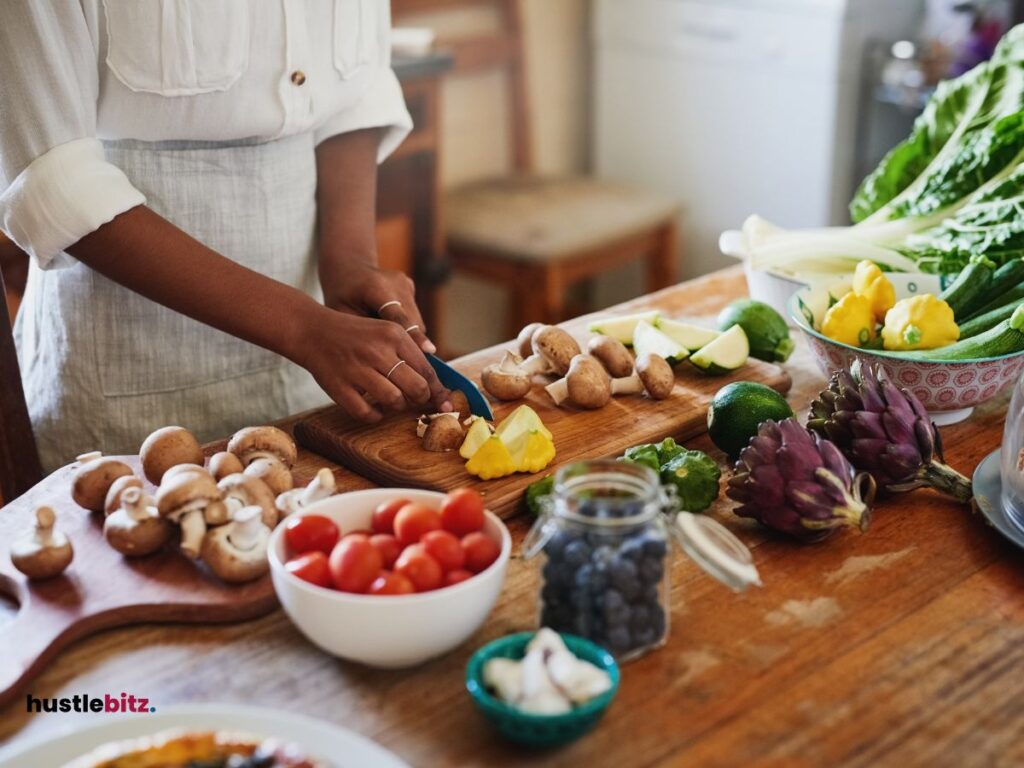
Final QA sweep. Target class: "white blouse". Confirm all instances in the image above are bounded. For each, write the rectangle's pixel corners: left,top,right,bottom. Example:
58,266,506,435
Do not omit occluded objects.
0,0,412,269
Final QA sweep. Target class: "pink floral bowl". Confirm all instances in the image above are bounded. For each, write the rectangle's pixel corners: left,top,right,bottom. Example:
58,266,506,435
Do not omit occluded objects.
790,287,1024,426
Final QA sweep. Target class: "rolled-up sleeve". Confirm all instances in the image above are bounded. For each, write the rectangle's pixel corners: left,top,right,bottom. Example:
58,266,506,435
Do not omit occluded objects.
313,1,413,161
0,3,145,269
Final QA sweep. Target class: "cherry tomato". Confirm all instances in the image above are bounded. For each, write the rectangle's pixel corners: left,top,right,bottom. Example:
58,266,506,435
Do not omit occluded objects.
285,551,332,588
393,503,442,547
369,533,402,570
368,570,416,595
461,532,500,573
284,514,339,556
394,544,443,592
421,530,465,573
342,528,373,540
372,498,409,535
443,569,474,587
328,537,383,593
440,488,486,536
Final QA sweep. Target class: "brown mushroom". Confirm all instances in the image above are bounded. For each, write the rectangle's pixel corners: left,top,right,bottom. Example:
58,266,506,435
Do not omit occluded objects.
636,353,675,400
227,426,297,468
71,454,134,512
103,474,144,516
448,390,471,418
139,426,204,484
516,322,544,358
481,351,532,401
276,467,337,517
162,463,208,482
155,469,225,558
587,336,635,378
11,506,73,580
104,487,172,557
208,451,244,482
244,457,294,496
545,355,612,409
200,505,271,583
219,472,278,528
417,412,465,452
519,326,581,377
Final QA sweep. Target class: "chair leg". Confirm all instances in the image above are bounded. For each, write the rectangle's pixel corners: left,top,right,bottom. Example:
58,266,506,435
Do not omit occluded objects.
646,219,679,292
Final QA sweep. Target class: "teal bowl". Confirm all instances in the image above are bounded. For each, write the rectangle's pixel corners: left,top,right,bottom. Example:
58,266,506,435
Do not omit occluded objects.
465,632,620,748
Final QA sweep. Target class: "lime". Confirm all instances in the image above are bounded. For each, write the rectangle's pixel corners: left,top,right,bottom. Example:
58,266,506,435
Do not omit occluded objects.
717,299,794,363
707,381,793,460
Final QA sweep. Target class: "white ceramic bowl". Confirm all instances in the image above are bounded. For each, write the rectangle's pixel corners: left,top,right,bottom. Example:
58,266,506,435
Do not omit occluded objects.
268,488,511,668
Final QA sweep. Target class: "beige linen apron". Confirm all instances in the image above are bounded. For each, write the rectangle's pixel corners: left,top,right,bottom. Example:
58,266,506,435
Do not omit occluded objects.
15,134,330,472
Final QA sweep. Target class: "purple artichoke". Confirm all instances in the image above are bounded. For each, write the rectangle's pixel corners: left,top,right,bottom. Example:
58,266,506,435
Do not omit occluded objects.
807,360,972,503
726,418,875,543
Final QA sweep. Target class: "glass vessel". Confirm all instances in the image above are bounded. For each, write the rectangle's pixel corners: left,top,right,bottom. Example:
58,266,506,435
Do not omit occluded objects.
1000,371,1024,530
523,459,759,662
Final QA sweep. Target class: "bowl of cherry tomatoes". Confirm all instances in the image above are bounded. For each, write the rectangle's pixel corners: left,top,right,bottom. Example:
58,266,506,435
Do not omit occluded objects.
268,486,511,668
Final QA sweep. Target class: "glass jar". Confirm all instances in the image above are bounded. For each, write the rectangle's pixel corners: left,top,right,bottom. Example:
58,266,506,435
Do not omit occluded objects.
1001,372,1024,530
523,459,760,662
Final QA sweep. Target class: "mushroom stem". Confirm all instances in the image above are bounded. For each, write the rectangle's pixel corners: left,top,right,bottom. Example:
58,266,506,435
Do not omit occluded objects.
229,506,264,551
178,510,207,559
33,506,58,547
519,353,553,376
76,451,102,463
300,468,336,506
610,372,644,396
121,489,151,522
544,378,570,406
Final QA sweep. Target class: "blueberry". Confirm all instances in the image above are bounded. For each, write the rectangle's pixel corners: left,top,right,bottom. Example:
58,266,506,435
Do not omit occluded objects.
543,530,573,560
651,605,667,635
603,588,625,612
605,603,631,627
619,537,646,562
642,585,660,605
609,557,638,589
630,604,652,631
543,560,574,587
606,626,632,651
574,564,594,590
641,535,668,559
634,627,658,649
639,557,664,584
564,539,592,568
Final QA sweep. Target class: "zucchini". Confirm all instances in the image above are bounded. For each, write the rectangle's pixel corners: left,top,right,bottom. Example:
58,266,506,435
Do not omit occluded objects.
689,325,749,374
655,317,720,351
962,279,1024,321
963,258,1024,316
939,254,996,320
885,305,1024,360
957,300,1024,338
588,311,661,345
633,319,688,364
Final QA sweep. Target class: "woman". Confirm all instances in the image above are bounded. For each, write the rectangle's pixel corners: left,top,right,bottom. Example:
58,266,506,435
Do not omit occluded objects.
0,1,451,472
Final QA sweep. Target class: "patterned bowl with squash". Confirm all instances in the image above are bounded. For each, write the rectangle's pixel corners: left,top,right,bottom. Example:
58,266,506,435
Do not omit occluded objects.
790,277,1024,425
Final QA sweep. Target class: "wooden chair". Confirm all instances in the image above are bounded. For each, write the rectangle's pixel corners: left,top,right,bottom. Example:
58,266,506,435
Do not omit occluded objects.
0,236,42,502
401,0,680,338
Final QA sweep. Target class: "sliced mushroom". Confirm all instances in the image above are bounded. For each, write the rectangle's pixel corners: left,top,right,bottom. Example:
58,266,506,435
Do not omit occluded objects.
635,353,675,400
139,426,204,484
200,505,271,583
519,326,581,377
227,426,297,469
218,472,278,528
104,487,172,557
481,351,532,401
448,390,471,418
11,506,73,580
103,474,144,516
516,322,544,358
276,467,337,517
419,412,465,452
71,454,134,513
244,457,294,496
155,469,225,559
588,335,635,378
208,451,244,482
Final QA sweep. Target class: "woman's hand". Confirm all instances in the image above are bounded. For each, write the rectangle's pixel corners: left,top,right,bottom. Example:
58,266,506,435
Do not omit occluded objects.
295,304,451,422
323,263,437,354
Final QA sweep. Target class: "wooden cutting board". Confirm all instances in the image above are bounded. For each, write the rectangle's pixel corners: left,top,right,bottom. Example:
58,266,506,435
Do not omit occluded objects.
0,456,282,708
295,308,792,516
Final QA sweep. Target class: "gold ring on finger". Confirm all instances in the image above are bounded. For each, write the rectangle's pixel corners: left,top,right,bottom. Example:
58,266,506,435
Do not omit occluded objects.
385,360,407,380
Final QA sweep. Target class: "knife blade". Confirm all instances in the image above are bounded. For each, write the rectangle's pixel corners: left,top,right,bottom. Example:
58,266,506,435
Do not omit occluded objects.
426,353,494,420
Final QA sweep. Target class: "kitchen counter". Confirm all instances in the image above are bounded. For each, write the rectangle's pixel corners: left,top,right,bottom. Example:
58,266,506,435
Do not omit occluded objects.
1,266,1020,766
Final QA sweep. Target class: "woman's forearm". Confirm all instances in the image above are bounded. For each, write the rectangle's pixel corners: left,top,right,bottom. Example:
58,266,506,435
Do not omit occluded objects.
67,204,321,365
315,127,381,292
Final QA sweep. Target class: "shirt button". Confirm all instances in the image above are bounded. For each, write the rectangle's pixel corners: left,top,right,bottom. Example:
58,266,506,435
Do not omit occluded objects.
290,70,306,86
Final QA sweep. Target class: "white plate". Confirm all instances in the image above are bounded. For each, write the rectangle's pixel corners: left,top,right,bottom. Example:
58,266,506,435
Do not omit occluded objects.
0,704,409,768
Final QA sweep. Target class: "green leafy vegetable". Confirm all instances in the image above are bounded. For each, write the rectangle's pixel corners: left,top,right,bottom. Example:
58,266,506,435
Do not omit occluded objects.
525,475,554,516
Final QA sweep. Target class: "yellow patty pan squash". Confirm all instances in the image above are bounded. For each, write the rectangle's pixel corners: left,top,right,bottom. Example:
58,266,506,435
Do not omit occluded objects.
851,260,896,322
821,292,877,347
882,294,960,351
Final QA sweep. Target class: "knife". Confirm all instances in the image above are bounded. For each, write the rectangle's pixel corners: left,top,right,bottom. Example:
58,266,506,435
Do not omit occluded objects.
426,353,494,420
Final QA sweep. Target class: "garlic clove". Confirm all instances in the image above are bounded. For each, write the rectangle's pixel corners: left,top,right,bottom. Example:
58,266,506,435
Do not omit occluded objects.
518,647,571,715
483,658,523,704
545,647,613,705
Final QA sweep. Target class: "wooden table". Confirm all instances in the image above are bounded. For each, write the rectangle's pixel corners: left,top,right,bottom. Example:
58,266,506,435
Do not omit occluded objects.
2,267,1021,767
